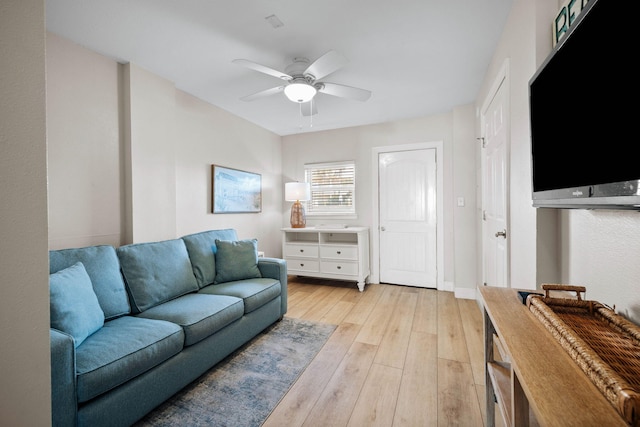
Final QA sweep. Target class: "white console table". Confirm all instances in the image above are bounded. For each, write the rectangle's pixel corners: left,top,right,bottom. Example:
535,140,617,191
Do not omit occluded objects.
282,227,370,291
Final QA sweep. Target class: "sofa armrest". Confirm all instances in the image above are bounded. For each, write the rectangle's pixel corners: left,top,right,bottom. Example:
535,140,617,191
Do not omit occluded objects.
258,257,287,316
51,328,76,427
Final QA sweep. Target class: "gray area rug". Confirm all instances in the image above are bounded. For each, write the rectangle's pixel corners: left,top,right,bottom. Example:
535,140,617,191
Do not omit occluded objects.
134,318,336,427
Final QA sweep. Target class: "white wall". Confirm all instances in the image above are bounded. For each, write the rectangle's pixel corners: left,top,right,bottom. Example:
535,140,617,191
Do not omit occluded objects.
48,30,479,294
124,63,178,243
47,33,123,249
281,107,478,293
475,0,539,291
44,0,640,318
560,210,640,322
476,0,640,324
46,35,284,257
173,89,283,256
452,104,479,293
0,0,51,424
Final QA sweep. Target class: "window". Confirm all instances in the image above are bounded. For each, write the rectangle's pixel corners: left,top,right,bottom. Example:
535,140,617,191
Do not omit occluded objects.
304,161,356,216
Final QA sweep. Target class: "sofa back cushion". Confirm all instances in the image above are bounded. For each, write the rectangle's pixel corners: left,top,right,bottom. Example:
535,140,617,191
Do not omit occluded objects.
181,229,238,288
117,238,199,313
50,262,105,347
50,245,130,320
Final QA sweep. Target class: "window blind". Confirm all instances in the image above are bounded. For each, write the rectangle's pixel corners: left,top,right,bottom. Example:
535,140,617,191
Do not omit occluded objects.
304,161,356,215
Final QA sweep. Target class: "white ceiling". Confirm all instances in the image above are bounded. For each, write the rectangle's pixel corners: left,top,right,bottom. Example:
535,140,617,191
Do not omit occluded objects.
46,0,514,136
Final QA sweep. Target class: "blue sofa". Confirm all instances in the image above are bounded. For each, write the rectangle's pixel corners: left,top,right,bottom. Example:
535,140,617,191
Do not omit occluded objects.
49,229,287,427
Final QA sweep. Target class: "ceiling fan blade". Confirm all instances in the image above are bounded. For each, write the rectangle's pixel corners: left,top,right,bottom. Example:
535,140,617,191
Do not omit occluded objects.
304,50,348,80
318,82,371,102
300,101,318,117
233,59,292,81
240,85,285,101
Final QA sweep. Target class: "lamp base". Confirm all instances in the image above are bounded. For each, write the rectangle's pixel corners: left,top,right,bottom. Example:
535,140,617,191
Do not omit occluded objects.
290,201,306,228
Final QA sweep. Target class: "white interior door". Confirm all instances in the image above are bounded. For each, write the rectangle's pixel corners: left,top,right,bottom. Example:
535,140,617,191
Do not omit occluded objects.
379,149,437,288
481,73,509,288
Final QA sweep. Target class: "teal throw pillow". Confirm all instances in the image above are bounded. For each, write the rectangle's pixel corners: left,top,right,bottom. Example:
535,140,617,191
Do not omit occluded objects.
49,262,105,348
181,229,238,288
214,239,262,284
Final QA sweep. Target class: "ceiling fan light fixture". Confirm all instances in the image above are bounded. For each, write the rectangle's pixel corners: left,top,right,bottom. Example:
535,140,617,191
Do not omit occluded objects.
284,82,317,103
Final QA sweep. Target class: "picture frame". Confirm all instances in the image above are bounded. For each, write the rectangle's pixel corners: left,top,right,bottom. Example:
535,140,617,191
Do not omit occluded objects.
211,165,262,213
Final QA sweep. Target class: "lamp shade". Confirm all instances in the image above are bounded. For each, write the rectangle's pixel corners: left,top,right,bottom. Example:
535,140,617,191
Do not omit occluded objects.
284,82,317,103
285,182,311,201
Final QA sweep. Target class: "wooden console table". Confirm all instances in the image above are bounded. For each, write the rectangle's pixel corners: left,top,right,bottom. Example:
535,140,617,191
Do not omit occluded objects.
479,286,626,426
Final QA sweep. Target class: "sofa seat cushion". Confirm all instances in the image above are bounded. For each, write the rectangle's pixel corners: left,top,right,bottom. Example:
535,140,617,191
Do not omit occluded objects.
75,316,184,403
181,229,239,288
199,278,281,314
136,294,244,346
50,245,130,320
117,239,199,313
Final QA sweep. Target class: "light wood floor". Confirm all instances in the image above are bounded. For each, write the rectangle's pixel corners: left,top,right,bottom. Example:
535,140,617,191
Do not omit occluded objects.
263,277,488,427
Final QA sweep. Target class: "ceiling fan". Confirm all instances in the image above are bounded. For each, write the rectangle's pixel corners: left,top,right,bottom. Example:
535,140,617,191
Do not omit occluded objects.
233,50,371,116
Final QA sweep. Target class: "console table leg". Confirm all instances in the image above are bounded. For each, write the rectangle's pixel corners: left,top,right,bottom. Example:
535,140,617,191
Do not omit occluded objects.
513,373,529,426
485,309,496,427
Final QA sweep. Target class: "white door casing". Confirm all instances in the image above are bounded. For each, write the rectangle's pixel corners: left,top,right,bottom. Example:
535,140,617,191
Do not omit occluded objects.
481,61,509,288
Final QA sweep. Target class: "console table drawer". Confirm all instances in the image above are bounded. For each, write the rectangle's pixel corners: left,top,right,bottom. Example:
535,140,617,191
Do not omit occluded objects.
284,244,319,258
320,260,358,276
319,245,358,260
286,259,319,273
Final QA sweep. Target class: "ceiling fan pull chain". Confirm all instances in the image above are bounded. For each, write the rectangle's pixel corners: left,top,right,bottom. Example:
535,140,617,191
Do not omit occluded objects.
298,102,303,130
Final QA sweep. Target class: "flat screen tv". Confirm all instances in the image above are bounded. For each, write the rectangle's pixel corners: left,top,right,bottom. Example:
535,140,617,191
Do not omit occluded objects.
529,0,640,209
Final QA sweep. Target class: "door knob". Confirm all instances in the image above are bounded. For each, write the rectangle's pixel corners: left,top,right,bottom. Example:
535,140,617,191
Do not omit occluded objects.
495,229,507,238
381,226,386,231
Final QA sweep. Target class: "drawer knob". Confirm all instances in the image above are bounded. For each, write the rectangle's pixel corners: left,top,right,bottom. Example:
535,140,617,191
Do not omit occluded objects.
337,266,342,269
337,251,341,254
300,263,304,267
299,249,304,253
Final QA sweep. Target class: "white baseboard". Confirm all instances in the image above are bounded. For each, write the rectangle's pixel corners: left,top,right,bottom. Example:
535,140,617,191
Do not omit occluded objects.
441,281,454,292
454,287,477,300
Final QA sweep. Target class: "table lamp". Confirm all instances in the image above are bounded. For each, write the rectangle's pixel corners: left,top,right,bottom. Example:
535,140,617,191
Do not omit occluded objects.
285,182,311,228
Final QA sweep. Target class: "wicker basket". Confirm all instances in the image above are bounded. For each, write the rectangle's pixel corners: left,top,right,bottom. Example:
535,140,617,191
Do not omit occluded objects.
526,284,640,427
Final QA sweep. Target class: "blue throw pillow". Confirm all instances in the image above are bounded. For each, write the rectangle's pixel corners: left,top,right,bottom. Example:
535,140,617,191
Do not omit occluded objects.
49,245,130,320
49,262,105,348
213,239,262,284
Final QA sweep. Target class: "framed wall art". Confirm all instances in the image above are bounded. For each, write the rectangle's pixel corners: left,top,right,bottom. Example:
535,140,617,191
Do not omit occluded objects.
211,165,262,213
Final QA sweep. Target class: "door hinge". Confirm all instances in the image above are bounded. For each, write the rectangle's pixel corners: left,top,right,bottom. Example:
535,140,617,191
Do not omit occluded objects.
477,137,486,148
482,210,487,221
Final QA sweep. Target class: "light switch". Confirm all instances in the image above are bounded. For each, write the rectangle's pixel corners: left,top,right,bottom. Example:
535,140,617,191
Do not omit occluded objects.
457,197,465,207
